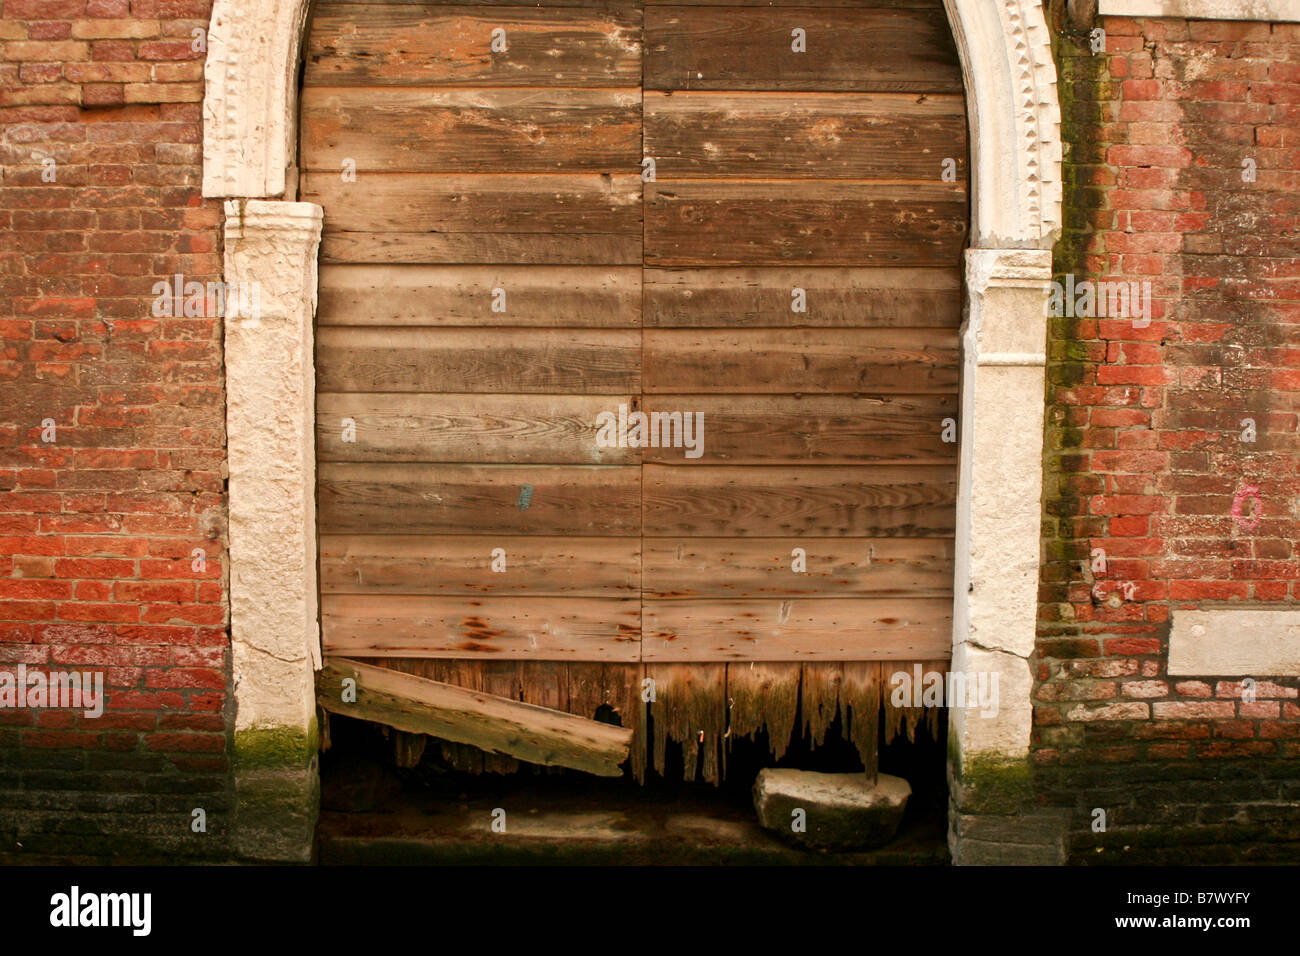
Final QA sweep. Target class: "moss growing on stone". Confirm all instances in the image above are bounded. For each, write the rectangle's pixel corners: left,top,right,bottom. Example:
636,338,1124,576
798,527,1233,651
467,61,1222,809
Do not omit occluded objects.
233,717,319,772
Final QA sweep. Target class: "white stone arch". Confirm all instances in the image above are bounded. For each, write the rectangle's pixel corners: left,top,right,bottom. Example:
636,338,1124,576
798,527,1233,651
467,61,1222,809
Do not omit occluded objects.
203,0,1063,862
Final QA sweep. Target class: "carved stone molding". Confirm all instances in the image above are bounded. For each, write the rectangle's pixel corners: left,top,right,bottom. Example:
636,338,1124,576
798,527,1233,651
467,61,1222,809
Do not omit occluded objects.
950,247,1052,773
222,199,323,738
204,1,1066,239
944,0,1063,248
203,0,311,198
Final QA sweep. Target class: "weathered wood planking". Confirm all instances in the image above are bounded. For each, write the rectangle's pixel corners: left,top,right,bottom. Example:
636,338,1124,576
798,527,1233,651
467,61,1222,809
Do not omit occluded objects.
642,464,956,537
320,534,640,595
645,93,965,180
644,181,966,266
641,597,952,661
318,265,642,327
642,537,954,598
303,0,969,673
316,327,641,393
318,463,642,535
303,173,642,236
323,0,945,6
302,88,642,173
644,267,960,327
644,6,962,92
317,658,633,775
643,328,958,393
320,231,642,265
304,3,643,88
322,595,641,660
645,0,946,6
317,393,637,463
640,394,957,464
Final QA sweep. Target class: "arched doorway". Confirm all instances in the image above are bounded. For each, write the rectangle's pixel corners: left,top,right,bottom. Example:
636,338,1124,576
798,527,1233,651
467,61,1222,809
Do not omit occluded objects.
203,0,1061,862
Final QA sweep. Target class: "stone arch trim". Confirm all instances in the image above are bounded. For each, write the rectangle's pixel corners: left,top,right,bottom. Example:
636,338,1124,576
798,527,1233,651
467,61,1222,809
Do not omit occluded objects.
202,0,1064,241
202,0,312,199
943,0,1062,248
202,0,1066,862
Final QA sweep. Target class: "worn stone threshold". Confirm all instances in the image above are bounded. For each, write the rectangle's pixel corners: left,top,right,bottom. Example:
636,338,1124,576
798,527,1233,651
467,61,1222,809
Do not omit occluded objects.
317,788,949,865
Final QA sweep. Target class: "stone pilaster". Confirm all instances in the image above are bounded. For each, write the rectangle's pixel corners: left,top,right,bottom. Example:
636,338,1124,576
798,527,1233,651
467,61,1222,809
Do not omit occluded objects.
222,199,323,863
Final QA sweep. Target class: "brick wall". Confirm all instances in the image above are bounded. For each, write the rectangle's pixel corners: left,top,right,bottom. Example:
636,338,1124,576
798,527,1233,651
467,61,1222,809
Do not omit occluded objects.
1039,11,1300,862
0,0,230,862
4,0,1300,865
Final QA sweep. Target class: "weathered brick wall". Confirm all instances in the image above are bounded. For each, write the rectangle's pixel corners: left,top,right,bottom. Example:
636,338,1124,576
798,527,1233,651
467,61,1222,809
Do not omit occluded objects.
1040,11,1300,862
0,0,230,862
4,0,1300,866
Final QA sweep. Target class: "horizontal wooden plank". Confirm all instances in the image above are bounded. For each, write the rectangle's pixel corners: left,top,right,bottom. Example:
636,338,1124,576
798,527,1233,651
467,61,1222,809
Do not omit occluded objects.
316,327,641,393
319,0,944,6
645,92,966,180
317,393,639,463
317,265,642,327
643,537,953,598
641,597,952,661
642,464,956,536
644,6,961,92
320,231,643,265
302,87,642,173
318,463,642,535
318,658,633,775
318,0,945,6
644,267,960,327
640,394,958,464
643,328,958,393
303,172,643,236
644,181,967,267
322,595,641,660
304,3,642,88
320,534,640,595
644,0,944,5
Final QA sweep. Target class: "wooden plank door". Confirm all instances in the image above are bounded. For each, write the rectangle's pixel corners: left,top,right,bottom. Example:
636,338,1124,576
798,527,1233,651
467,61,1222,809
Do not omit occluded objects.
638,1,965,661
304,0,968,673
304,0,647,662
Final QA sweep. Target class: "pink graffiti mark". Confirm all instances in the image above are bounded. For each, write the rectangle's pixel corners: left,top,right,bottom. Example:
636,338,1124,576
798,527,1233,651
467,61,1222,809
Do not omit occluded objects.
1231,483,1263,531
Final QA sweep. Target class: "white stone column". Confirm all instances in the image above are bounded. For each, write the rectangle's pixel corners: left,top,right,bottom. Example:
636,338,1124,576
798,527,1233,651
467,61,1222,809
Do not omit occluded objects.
951,248,1051,783
222,199,323,861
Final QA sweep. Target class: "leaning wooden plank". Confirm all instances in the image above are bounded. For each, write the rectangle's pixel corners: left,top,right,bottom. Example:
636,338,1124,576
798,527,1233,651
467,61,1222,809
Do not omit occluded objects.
644,181,966,267
302,88,641,173
642,597,952,661
304,3,643,88
316,393,638,464
644,5,961,92
644,92,965,180
317,265,642,328
643,267,959,328
318,658,632,776
302,173,643,236
321,595,641,659
316,327,641,393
